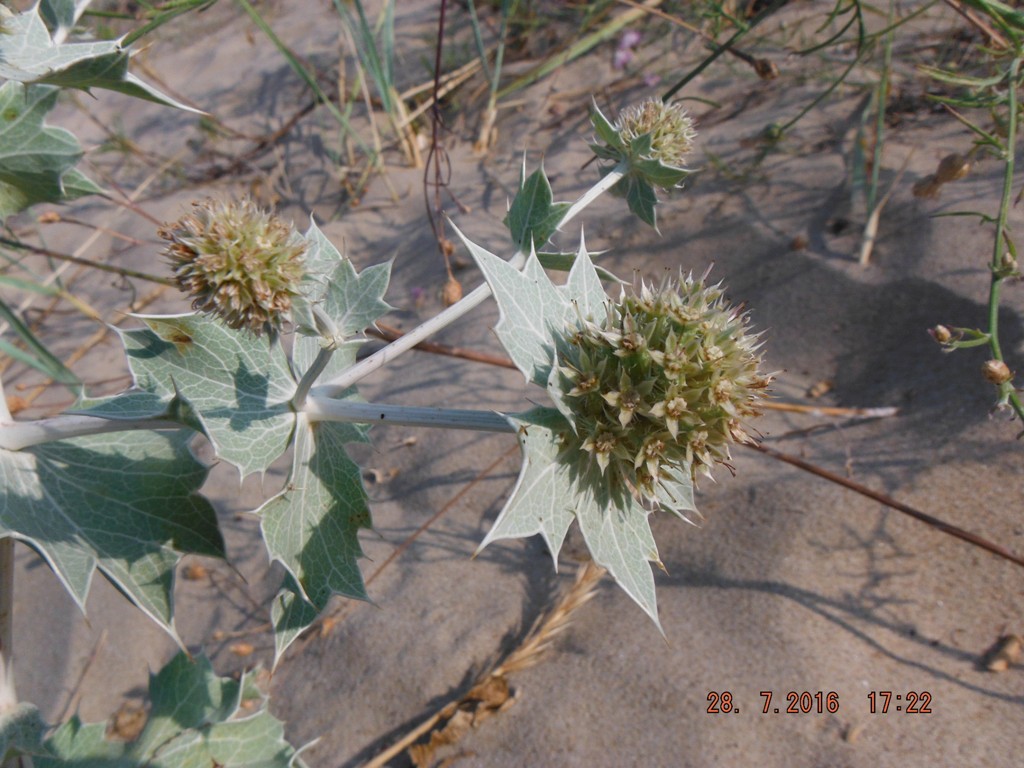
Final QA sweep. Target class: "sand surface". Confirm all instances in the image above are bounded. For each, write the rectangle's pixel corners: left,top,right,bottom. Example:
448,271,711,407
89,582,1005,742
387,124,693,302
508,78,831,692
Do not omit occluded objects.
4,2,1024,766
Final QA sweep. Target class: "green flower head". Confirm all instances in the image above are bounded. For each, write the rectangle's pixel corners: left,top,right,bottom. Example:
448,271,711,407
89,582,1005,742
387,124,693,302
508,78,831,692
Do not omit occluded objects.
463,227,771,627
614,99,697,170
552,271,770,505
160,199,306,335
590,99,698,228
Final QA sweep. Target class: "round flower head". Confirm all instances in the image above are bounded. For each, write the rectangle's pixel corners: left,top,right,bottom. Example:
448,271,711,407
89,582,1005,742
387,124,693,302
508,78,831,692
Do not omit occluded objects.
590,99,697,227
160,199,306,335
552,271,770,504
614,98,697,171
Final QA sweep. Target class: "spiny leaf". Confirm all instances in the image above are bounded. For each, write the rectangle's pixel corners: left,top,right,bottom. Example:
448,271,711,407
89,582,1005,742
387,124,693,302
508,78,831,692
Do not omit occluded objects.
0,4,199,111
477,408,577,565
504,162,570,253
0,82,102,220
455,226,572,386
258,412,372,661
481,408,666,629
39,652,304,767
270,576,319,667
590,100,625,151
293,221,392,377
0,430,223,641
560,236,608,322
615,174,659,229
470,233,699,628
87,314,298,478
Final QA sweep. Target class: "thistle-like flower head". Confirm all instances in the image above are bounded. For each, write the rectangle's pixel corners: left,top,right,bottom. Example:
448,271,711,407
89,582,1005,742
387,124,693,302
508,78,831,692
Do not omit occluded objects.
551,271,770,504
464,227,771,626
613,99,697,171
160,199,306,335
590,99,697,227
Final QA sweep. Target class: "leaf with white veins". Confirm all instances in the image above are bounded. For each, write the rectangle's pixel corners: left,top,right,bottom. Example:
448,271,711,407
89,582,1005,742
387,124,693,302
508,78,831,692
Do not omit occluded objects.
259,412,372,660
84,314,298,478
0,4,200,111
0,82,102,219
0,430,223,641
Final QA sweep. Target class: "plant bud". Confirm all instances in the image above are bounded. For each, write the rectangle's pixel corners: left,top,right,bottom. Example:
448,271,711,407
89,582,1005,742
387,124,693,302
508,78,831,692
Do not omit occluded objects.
930,325,952,344
982,359,1012,385
160,199,306,335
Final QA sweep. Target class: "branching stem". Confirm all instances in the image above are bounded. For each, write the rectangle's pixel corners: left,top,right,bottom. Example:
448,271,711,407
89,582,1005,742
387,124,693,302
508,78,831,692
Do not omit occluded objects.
316,162,627,397
305,397,515,433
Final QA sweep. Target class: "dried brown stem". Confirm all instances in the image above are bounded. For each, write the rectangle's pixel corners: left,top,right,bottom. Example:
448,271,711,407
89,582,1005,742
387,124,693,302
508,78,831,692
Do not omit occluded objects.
745,442,1024,569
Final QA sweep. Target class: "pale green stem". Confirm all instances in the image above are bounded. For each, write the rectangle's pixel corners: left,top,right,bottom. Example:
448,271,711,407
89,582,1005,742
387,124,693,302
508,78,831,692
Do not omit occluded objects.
0,537,13,702
292,306,339,409
0,415,182,452
0,402,515,451
988,56,1024,421
0,376,16,749
305,397,515,433
316,162,628,397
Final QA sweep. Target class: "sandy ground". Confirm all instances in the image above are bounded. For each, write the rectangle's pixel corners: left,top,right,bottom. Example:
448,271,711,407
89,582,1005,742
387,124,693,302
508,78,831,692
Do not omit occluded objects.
4,1,1024,766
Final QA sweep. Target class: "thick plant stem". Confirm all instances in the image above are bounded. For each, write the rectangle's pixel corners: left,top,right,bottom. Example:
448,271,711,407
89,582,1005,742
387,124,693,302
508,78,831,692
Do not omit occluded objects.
305,397,515,433
292,306,340,409
0,538,18,768
317,163,628,397
0,538,12,670
0,415,182,452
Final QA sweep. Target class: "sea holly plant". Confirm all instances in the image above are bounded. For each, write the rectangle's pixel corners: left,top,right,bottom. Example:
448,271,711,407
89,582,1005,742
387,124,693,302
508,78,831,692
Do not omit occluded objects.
0,0,197,221
0,97,769,763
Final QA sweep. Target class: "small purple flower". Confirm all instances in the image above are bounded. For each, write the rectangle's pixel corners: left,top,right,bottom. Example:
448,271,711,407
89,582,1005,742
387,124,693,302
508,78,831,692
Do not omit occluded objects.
613,29,642,70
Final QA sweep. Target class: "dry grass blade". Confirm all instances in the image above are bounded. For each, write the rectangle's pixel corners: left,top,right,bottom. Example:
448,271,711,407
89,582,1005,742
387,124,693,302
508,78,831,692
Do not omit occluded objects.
493,560,605,677
364,561,605,768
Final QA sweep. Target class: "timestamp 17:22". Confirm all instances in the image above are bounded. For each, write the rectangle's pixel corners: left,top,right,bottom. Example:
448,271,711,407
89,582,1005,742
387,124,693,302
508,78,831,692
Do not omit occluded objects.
706,690,933,714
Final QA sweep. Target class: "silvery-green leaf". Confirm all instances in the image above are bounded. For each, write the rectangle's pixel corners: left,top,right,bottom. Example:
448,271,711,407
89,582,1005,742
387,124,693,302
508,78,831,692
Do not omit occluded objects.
478,408,576,566
653,464,699,522
0,5,199,112
479,407,665,629
536,250,621,283
258,412,372,657
104,314,297,477
0,82,102,220
293,221,392,378
591,100,624,151
503,162,570,253
0,430,223,640
575,487,663,632
39,652,304,768
543,240,609,426
270,576,319,667
455,227,572,386
561,236,607,322
37,0,89,40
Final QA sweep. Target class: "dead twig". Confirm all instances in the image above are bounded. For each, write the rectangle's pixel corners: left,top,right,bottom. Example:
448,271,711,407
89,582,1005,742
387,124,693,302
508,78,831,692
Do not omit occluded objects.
745,442,1024,569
